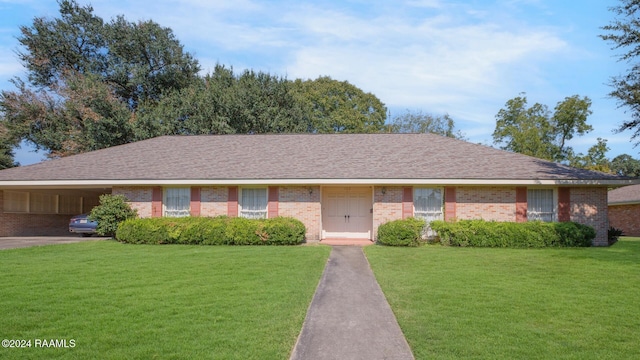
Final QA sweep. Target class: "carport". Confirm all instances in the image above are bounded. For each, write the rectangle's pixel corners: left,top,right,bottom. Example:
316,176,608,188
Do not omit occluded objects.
0,187,111,237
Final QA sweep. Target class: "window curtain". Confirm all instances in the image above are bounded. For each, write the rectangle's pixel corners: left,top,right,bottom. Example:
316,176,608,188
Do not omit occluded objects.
527,189,554,222
165,188,191,217
414,188,443,237
414,188,443,222
240,188,268,219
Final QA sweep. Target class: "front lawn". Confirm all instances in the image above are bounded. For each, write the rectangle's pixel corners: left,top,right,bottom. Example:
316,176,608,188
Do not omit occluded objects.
365,237,640,360
0,241,330,359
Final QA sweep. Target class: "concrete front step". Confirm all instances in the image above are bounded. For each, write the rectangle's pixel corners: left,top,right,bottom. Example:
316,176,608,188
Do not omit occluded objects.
320,238,374,246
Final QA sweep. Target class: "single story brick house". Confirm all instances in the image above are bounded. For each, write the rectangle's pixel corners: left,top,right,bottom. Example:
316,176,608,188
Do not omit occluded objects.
0,133,636,245
608,184,640,237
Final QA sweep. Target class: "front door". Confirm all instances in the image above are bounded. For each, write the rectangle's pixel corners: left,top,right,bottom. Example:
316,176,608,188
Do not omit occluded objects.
322,187,372,239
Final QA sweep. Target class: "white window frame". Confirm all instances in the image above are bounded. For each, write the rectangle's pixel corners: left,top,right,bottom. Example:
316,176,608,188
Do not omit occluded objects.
239,187,268,219
413,187,443,237
527,188,557,222
163,187,191,218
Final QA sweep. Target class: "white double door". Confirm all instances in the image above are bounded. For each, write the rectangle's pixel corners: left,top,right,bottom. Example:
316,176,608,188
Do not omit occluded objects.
322,187,372,239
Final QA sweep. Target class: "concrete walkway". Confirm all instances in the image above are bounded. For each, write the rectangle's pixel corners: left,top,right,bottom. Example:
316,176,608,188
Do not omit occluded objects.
290,246,414,360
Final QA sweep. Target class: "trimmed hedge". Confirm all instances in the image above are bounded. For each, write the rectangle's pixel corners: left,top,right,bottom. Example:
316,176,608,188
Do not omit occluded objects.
115,216,306,245
377,217,426,246
430,220,595,248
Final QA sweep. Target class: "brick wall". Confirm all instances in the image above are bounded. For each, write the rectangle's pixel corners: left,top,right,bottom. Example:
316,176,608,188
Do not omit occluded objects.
113,186,154,218
570,187,608,246
456,186,516,221
109,184,611,246
279,186,321,241
609,204,640,237
201,187,228,217
373,186,403,239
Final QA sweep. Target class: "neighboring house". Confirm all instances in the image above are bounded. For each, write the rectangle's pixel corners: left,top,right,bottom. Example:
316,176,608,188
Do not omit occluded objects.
608,184,640,237
0,134,636,245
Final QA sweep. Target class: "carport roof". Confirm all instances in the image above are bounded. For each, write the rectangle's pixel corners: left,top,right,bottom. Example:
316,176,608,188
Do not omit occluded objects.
0,133,635,186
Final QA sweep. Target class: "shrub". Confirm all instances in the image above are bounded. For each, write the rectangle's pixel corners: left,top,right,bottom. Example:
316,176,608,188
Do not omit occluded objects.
430,220,595,248
115,216,306,245
377,218,426,246
89,194,138,237
262,217,307,245
608,226,624,246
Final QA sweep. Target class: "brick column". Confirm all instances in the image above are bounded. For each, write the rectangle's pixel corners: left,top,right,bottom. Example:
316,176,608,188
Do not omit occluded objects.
268,186,279,218
151,187,163,218
402,187,413,219
228,186,238,217
515,187,527,222
557,187,570,222
190,187,201,217
444,187,456,221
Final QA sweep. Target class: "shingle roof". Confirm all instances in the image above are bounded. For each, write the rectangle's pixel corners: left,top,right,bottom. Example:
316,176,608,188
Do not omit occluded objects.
609,184,640,204
0,133,630,184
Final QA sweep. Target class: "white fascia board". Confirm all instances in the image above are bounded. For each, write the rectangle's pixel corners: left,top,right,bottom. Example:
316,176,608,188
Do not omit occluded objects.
608,201,640,206
0,178,639,188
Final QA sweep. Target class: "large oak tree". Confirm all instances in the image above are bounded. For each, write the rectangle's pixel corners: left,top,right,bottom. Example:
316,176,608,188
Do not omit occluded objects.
601,0,640,147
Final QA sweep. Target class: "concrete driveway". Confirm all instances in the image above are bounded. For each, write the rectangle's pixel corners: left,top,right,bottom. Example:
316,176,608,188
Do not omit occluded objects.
0,236,111,250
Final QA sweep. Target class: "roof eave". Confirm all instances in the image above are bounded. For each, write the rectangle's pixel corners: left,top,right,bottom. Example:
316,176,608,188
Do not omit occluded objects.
0,178,637,188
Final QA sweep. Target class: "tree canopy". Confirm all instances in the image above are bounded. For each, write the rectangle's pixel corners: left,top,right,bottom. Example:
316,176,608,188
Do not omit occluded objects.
0,1,389,167
389,111,465,139
610,153,640,177
492,94,593,163
291,77,387,133
601,0,640,147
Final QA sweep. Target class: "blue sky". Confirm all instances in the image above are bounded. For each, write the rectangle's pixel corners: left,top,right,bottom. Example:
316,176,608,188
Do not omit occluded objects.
0,0,637,165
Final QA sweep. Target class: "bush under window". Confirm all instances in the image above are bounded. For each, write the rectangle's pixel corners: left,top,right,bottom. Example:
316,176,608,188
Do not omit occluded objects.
115,216,306,245
430,220,595,248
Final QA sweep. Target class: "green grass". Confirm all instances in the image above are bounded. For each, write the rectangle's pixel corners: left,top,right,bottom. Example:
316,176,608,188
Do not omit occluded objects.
0,241,330,359
365,237,640,360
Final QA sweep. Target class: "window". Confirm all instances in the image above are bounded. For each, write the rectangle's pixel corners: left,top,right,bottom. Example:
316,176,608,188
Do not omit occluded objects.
4,191,29,213
29,192,57,214
240,188,267,219
164,188,191,217
59,195,82,215
414,188,443,222
527,189,555,222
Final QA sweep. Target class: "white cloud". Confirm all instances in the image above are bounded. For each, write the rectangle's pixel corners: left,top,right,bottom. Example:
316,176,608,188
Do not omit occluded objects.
282,6,566,121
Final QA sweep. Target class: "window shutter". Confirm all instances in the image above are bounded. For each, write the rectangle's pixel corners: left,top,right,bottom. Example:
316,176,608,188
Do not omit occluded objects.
558,188,570,222
191,187,201,217
268,186,279,218
152,187,163,218
228,186,238,217
515,187,527,222
402,187,413,219
444,187,456,221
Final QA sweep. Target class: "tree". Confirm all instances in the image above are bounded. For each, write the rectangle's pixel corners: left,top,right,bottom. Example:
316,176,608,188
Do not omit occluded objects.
1,0,200,158
601,0,640,146
133,65,309,138
291,77,387,133
610,154,640,177
389,110,465,139
492,94,593,162
0,123,18,169
567,138,612,173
